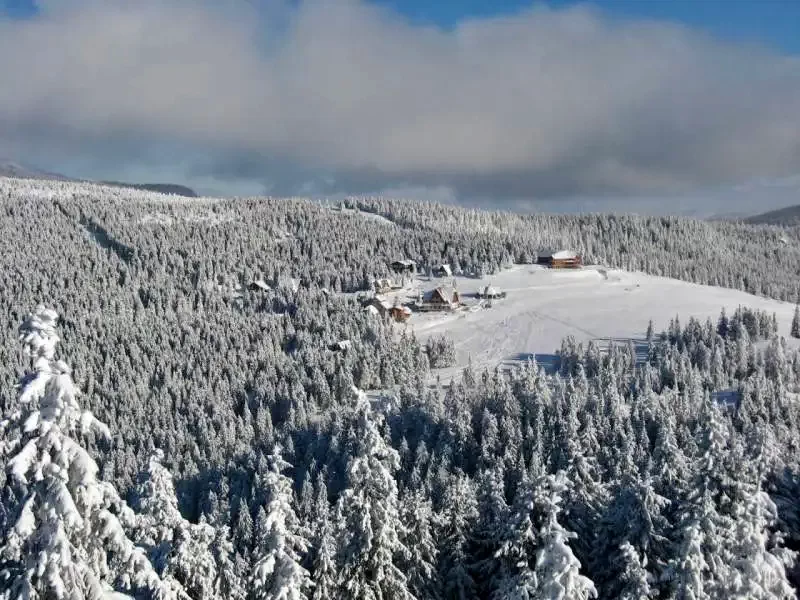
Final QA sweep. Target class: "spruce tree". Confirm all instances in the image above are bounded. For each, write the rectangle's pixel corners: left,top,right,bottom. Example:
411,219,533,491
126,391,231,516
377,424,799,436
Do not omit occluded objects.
615,542,652,600
212,525,247,600
310,513,338,600
438,471,478,600
250,444,312,600
334,386,413,600
725,486,795,599
400,488,441,599
0,307,174,599
791,305,800,339
133,450,219,599
533,472,597,600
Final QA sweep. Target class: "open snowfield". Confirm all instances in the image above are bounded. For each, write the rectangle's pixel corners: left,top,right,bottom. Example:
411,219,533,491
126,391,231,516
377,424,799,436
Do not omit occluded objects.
384,265,800,380
329,205,396,227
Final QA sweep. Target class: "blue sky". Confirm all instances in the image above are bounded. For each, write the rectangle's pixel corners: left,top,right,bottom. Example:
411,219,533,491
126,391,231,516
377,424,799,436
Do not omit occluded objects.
0,0,34,19
379,0,800,53
5,0,800,54
1,0,799,213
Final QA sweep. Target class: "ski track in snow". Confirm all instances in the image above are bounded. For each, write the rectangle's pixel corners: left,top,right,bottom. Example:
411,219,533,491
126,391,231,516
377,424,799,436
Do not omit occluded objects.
384,265,800,381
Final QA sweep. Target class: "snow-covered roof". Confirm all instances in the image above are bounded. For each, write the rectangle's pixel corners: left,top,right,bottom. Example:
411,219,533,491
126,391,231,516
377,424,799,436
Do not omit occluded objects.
393,259,416,267
368,297,393,310
424,287,455,303
712,388,741,410
434,264,453,276
249,279,271,291
552,250,578,260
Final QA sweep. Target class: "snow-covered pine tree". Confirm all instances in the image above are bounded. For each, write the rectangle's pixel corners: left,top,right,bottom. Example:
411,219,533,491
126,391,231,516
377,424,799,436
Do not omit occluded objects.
591,477,669,598
399,487,441,599
212,524,247,600
133,450,217,599
533,472,597,600
437,470,478,600
667,401,736,598
614,542,652,600
725,484,795,599
426,335,457,369
334,386,413,600
791,305,800,339
468,461,509,594
132,450,186,569
671,522,711,600
250,443,312,600
310,512,337,600
164,517,217,600
490,479,540,599
0,306,172,599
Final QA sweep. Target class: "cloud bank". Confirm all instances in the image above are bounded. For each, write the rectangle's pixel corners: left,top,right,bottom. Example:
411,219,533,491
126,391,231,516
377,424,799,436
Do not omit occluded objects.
1,0,799,202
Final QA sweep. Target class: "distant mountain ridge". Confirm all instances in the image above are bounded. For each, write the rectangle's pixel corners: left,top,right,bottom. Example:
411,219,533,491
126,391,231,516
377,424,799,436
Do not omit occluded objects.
99,181,197,198
0,158,196,197
0,159,72,181
745,204,800,225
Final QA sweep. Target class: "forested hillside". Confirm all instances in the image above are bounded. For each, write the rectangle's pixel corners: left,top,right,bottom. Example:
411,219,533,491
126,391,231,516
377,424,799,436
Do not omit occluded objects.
746,204,800,227
2,176,800,598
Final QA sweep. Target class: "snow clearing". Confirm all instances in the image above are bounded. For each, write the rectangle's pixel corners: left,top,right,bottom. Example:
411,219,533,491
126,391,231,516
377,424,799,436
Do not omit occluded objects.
378,265,800,380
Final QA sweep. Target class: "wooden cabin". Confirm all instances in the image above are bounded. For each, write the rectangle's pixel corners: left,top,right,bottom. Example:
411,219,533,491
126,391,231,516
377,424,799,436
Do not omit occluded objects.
365,297,393,317
537,250,582,269
390,259,416,275
418,286,460,311
389,305,412,322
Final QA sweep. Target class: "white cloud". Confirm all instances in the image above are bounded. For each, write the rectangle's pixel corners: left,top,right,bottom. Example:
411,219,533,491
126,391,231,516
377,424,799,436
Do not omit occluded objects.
1,0,799,201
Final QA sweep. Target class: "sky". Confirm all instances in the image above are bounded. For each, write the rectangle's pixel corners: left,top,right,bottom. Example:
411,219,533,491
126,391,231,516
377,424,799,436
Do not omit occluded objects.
1,0,799,215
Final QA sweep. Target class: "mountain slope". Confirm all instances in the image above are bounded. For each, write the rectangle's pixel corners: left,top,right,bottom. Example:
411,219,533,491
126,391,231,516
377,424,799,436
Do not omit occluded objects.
745,204,800,225
0,159,71,181
0,158,196,197
100,181,197,197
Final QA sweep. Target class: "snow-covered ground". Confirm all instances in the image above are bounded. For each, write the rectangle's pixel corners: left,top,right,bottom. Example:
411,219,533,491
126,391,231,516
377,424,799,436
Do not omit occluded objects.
380,265,800,380
329,206,396,227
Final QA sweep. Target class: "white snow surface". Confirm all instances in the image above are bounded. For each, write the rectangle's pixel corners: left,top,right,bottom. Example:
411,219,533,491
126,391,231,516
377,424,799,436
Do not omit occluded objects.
329,206,396,227
384,265,800,380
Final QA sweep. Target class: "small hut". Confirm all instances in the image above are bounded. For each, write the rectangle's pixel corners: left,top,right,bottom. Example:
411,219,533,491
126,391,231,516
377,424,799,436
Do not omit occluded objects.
432,264,453,278
390,305,412,322
712,388,741,414
481,285,505,299
328,340,352,352
248,279,271,292
374,278,393,294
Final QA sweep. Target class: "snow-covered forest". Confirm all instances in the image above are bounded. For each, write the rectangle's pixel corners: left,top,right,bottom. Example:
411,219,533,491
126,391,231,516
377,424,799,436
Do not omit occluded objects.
2,176,800,598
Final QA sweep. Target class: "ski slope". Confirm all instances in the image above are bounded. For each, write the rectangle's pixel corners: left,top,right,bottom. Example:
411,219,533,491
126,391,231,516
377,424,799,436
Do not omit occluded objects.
388,265,800,380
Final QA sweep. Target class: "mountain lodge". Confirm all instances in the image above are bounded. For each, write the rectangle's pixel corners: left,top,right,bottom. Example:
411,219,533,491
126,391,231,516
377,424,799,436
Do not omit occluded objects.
537,250,582,269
